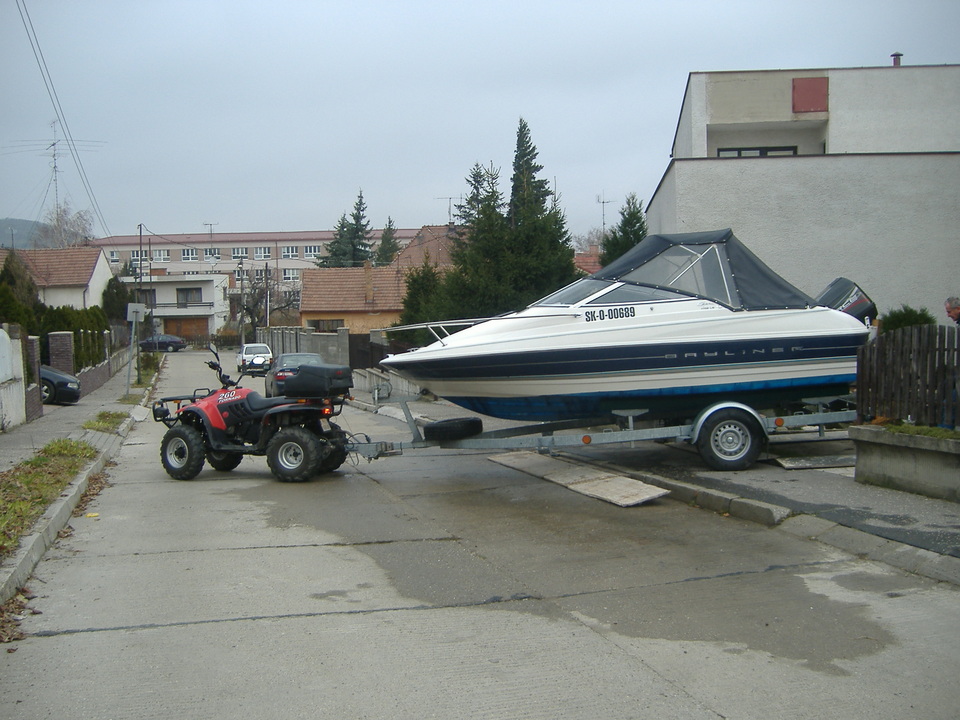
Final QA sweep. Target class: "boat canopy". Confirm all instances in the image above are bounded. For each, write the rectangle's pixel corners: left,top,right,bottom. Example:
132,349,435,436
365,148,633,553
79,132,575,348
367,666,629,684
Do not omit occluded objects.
591,229,814,311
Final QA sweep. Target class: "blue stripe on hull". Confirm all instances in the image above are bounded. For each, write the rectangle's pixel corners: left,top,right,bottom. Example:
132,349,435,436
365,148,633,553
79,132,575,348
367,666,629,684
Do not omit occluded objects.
383,334,866,383
444,374,856,422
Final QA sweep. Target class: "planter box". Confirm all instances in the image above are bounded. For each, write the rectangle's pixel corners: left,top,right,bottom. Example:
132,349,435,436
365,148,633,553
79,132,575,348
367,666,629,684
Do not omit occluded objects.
850,425,960,503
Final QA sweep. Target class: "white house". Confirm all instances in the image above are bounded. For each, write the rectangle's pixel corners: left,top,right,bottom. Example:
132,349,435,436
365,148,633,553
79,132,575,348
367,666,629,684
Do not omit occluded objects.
0,246,114,310
122,273,230,339
646,61,960,324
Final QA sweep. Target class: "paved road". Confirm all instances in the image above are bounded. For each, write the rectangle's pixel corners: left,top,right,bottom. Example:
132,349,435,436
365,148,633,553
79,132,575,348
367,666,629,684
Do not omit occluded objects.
2,350,959,718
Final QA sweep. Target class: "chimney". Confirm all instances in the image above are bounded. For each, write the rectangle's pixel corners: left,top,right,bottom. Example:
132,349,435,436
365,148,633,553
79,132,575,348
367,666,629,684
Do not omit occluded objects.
891,52,903,67
364,260,374,304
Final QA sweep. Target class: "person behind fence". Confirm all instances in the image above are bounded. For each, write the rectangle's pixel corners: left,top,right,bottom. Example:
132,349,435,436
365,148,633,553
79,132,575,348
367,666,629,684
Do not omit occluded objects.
946,297,960,327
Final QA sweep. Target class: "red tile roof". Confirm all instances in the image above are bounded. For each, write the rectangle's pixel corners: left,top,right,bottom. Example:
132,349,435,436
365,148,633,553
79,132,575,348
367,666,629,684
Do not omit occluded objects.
6,247,106,288
300,264,408,313
574,246,602,275
393,225,457,269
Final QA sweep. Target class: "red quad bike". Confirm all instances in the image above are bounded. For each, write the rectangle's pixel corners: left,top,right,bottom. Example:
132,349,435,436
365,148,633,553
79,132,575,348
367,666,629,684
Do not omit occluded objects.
152,344,354,482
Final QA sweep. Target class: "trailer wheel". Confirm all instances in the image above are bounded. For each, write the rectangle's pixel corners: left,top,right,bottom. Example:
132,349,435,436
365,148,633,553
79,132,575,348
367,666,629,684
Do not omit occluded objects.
206,450,243,472
696,409,763,471
423,417,483,441
267,427,321,482
161,425,206,480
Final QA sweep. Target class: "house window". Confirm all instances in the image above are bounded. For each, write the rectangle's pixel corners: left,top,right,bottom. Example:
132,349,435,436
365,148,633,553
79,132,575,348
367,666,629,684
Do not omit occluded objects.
135,288,156,309
130,250,145,266
283,268,300,282
254,268,268,280
153,249,170,262
254,246,271,260
281,246,298,259
717,146,798,158
204,248,221,261
108,250,119,263
232,247,248,260
303,245,322,259
309,319,344,332
234,269,249,281
176,287,203,308
182,248,198,262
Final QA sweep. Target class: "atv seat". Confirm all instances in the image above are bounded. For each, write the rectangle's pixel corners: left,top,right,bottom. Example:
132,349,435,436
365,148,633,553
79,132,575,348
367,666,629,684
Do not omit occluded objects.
245,392,298,411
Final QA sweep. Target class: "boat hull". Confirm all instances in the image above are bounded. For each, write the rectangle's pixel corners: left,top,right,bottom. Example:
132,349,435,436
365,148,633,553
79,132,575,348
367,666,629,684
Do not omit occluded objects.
383,322,868,421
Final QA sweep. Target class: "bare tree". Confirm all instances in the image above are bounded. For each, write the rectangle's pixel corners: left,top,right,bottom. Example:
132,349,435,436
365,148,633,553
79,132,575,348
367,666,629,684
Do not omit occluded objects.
36,202,94,247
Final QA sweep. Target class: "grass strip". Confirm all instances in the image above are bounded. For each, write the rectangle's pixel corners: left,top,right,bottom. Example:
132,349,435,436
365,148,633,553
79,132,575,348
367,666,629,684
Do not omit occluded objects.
0,439,97,559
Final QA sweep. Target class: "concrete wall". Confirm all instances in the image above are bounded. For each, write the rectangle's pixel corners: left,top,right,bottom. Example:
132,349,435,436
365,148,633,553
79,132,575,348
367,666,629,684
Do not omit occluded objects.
646,152,959,324
256,326,350,367
0,326,26,431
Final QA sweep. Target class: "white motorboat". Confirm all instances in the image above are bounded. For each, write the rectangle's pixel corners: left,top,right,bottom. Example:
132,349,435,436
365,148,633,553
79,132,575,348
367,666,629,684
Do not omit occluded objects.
381,229,874,422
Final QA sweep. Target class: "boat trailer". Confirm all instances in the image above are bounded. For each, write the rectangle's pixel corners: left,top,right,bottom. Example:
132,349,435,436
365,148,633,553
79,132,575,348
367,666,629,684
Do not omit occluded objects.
346,397,857,472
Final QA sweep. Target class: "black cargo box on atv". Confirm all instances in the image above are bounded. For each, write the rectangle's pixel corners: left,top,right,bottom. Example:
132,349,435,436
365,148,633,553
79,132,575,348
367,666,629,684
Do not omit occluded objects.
282,363,353,398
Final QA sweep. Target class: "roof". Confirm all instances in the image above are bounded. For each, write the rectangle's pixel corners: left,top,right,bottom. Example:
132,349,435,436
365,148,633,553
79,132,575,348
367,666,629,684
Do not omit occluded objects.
4,247,106,288
393,225,457,269
574,245,601,275
300,265,407,314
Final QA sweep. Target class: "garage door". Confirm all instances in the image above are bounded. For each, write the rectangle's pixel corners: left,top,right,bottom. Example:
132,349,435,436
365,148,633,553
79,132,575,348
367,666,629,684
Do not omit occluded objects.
164,317,209,341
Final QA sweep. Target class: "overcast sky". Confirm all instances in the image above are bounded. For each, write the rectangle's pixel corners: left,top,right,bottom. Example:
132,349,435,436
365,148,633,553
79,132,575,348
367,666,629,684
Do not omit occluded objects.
2,0,958,241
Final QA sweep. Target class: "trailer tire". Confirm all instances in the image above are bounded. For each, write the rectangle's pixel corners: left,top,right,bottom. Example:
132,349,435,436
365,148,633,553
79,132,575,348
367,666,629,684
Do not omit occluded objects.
161,424,206,480
696,409,763,471
423,417,483,441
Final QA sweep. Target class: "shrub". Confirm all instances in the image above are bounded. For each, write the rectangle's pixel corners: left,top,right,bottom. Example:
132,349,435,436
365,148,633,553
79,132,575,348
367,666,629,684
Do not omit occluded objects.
878,304,936,334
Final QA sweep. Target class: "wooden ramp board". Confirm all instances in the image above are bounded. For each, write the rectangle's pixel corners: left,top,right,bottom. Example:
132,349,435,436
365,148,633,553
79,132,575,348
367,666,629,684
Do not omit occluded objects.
772,454,856,470
489,452,670,507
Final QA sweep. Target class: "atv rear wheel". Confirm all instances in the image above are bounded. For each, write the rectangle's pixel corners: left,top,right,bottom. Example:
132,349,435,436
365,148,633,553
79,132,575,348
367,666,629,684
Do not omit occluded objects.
161,424,206,480
266,427,321,482
206,450,243,472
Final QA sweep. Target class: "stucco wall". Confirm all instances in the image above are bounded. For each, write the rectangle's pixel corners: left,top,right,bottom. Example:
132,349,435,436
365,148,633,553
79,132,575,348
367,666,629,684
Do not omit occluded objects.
646,152,959,323
827,66,960,153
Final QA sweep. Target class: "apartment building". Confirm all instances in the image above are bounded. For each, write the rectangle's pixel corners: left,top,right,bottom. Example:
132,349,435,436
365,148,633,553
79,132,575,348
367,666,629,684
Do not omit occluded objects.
646,61,959,322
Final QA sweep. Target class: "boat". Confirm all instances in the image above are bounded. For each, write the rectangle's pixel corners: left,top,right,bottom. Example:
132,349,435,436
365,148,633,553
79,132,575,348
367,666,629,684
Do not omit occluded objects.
380,229,875,423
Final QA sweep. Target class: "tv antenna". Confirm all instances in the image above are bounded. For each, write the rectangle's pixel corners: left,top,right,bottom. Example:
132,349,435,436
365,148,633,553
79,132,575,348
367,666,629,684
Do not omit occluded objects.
596,192,614,235
435,196,460,224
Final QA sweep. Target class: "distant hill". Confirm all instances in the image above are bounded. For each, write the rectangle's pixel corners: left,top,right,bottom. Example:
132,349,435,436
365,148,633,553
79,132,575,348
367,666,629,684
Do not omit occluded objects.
0,218,55,249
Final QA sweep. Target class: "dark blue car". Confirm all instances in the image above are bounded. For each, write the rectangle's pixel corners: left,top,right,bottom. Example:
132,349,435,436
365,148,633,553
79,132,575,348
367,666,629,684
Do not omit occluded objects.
40,364,81,404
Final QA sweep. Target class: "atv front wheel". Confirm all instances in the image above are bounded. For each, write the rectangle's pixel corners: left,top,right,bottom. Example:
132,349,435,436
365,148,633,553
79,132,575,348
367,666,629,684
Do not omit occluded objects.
266,427,321,482
161,424,206,480
206,450,243,472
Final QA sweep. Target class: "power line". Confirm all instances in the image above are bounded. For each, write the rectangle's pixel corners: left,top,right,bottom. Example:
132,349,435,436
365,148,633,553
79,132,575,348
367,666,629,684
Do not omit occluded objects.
15,0,111,237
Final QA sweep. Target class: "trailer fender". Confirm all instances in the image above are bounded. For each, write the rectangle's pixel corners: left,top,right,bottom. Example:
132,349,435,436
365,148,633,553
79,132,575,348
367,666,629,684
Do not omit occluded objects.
689,402,768,445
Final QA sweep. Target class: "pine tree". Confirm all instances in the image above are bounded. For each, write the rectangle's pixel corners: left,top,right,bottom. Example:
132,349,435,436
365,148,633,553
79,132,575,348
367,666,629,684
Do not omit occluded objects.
600,193,647,267
321,191,372,267
374,217,401,265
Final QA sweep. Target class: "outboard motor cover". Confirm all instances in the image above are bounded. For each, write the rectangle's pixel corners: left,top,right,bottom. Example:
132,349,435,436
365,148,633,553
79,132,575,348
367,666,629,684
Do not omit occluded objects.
815,277,877,323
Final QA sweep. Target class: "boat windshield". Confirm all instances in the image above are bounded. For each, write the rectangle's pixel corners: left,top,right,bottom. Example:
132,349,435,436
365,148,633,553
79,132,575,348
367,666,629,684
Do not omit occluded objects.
619,243,738,306
532,278,613,307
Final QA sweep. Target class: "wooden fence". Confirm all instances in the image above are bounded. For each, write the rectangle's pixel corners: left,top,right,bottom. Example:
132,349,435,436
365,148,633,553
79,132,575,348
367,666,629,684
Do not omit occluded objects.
857,324,959,427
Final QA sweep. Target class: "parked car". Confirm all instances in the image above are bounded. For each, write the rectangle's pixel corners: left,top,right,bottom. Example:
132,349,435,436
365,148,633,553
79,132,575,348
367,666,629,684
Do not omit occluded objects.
264,352,326,397
140,334,187,352
236,343,274,373
39,365,81,404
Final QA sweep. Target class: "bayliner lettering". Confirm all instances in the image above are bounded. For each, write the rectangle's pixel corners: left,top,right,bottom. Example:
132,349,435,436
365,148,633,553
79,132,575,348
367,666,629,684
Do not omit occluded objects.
584,306,636,322
663,346,800,359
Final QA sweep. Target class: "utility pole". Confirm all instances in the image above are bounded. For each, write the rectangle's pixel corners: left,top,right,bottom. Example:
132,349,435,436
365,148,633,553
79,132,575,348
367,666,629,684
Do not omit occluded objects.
238,257,245,345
